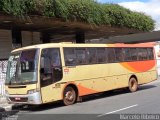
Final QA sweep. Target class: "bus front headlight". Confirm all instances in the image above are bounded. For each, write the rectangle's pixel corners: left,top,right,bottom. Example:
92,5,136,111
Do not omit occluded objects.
27,89,37,94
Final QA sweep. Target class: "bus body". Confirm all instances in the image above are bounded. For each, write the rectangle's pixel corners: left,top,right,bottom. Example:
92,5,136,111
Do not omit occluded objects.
5,43,157,105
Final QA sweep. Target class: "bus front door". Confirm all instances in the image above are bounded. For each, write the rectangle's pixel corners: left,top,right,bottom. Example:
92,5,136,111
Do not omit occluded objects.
40,48,62,103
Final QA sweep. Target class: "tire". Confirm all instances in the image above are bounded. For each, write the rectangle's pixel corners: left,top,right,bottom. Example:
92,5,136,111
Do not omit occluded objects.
63,86,77,106
128,77,138,92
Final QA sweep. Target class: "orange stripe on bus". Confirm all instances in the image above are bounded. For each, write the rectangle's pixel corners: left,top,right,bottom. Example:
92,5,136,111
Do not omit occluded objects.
120,60,156,72
114,42,155,47
106,42,155,47
77,84,98,96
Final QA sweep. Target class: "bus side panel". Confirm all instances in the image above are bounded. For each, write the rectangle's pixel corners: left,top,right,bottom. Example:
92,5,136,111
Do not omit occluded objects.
60,60,157,99
107,63,129,89
136,69,157,85
62,63,130,96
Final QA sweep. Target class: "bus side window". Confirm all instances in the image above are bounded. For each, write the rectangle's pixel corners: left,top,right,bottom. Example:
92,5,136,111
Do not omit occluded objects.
107,48,116,63
130,48,138,61
115,48,124,62
147,48,154,60
97,48,106,63
124,48,132,61
64,48,76,66
86,48,97,64
75,48,86,65
138,48,148,61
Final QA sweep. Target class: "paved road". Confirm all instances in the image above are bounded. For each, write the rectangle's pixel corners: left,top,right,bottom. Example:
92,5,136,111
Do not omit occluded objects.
4,79,160,120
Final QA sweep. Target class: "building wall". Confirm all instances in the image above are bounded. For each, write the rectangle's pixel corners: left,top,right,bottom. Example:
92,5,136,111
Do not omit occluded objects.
22,31,42,47
0,30,42,59
0,29,12,59
0,30,11,95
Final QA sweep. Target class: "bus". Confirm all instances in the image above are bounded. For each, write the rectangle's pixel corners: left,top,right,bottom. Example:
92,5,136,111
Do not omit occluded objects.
5,42,157,106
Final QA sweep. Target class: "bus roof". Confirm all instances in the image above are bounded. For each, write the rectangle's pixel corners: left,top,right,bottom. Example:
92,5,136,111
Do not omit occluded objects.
11,42,155,53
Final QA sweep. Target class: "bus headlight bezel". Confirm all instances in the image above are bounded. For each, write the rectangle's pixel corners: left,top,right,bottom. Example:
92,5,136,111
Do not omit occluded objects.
27,89,38,94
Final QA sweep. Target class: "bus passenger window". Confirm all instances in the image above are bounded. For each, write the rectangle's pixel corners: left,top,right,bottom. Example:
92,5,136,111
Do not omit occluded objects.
124,48,132,61
97,48,106,63
75,48,86,65
138,48,148,61
130,48,138,61
107,48,116,63
86,48,97,64
115,48,124,62
64,48,76,66
147,48,154,60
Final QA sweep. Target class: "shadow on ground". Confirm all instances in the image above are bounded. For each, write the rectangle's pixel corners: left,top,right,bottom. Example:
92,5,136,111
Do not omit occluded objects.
12,84,157,112
81,84,157,102
138,84,156,91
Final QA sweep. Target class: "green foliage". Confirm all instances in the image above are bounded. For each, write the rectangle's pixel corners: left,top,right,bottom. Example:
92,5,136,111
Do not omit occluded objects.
129,12,154,31
0,0,155,31
103,4,155,31
42,0,110,24
66,0,110,25
43,0,69,18
2,0,35,16
103,4,130,26
0,0,3,10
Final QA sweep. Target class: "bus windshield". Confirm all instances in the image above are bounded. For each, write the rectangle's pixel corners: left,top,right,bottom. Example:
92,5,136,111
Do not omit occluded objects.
6,49,39,85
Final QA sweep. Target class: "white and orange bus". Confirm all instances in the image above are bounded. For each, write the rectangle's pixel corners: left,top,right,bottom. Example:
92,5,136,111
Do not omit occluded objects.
5,42,157,105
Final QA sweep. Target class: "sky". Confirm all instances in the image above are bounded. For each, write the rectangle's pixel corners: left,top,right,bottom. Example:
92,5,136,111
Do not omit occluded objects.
97,0,160,30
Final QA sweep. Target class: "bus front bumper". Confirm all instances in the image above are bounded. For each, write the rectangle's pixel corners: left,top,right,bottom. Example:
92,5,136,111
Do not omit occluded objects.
6,92,42,105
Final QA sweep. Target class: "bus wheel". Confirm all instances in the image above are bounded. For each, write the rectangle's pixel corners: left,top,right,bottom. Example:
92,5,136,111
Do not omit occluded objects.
128,77,138,92
63,86,76,106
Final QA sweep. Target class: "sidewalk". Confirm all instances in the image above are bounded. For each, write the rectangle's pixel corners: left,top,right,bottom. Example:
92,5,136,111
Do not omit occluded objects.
0,97,13,111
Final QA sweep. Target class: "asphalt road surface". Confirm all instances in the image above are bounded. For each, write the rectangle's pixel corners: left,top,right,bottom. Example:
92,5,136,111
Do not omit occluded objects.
4,79,160,120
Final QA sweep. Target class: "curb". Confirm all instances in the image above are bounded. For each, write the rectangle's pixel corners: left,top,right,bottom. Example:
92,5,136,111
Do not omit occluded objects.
4,105,13,111
0,104,13,111
0,97,7,104
0,103,24,112
0,97,14,111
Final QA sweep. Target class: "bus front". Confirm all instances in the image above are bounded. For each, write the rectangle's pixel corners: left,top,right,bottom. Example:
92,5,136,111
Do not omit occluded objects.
5,49,42,104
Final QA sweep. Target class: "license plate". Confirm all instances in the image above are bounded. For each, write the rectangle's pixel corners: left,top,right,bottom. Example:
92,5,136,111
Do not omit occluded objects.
15,97,21,100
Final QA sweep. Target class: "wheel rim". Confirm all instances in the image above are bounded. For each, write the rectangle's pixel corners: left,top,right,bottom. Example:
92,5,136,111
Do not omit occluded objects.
65,91,74,102
64,88,76,105
131,80,137,90
129,78,138,92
